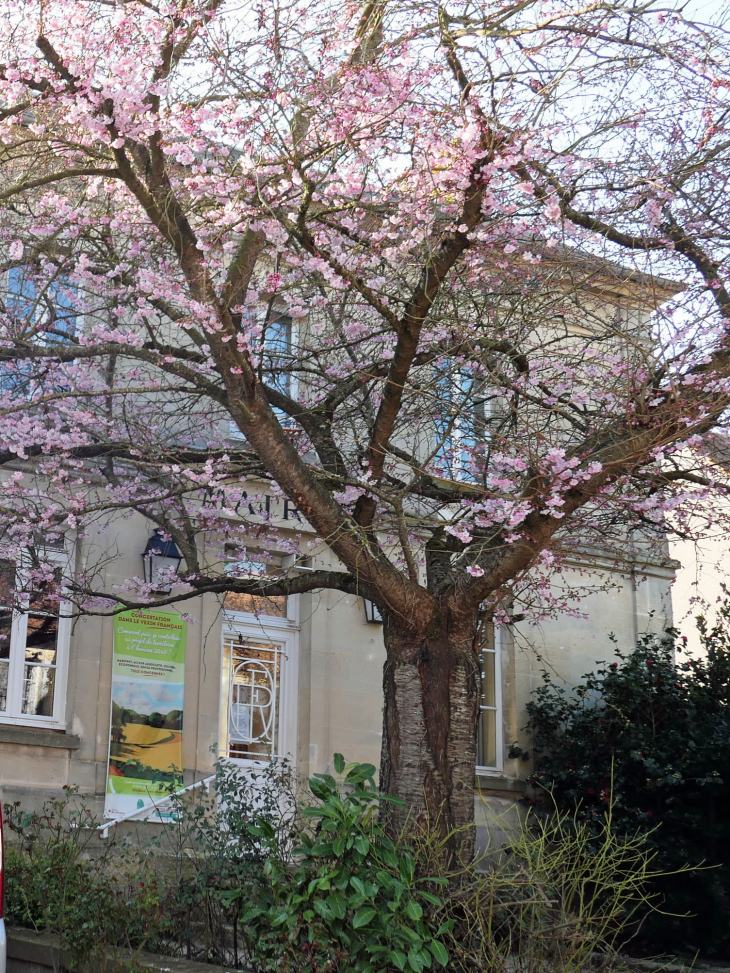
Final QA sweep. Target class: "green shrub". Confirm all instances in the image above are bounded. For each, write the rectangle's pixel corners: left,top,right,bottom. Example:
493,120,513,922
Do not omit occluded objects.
440,801,663,973
512,612,730,954
3,789,175,970
3,755,663,972
223,753,451,973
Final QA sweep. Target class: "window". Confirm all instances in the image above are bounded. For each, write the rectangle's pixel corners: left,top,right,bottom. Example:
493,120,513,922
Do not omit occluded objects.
218,618,298,766
434,367,490,482
1,267,77,397
262,316,292,399
220,634,284,762
0,548,71,726
229,315,294,438
223,549,288,618
477,625,502,772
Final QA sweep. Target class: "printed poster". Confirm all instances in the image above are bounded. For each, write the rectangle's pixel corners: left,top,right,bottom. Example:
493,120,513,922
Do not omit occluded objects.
104,610,186,821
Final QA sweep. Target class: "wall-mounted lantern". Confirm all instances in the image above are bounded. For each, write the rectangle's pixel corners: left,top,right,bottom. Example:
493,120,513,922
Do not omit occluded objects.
363,598,383,624
142,529,183,594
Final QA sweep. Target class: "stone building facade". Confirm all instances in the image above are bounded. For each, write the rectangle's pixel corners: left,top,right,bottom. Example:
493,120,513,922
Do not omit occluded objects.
0,491,675,822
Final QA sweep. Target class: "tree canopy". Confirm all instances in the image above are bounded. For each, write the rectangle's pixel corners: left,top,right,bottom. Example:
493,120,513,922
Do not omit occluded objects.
0,0,729,844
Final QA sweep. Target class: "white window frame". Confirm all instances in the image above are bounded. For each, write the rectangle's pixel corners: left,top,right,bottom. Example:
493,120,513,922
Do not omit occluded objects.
218,597,299,770
476,625,503,775
0,545,73,729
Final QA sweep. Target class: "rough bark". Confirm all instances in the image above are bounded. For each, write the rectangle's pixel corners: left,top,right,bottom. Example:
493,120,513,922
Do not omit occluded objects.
379,611,480,865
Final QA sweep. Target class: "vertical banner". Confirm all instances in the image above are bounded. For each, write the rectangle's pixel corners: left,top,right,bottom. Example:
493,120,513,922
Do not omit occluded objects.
104,610,186,821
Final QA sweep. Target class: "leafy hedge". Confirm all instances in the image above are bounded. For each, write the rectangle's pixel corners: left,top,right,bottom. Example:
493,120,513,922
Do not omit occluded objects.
226,753,451,973
4,753,663,972
511,607,730,954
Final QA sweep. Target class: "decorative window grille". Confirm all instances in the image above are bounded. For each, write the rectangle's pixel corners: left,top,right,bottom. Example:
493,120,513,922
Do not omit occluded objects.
221,636,283,762
0,548,70,725
477,626,502,771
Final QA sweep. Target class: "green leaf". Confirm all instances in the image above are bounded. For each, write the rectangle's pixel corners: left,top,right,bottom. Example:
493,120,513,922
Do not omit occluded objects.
332,837,346,856
352,907,378,928
333,752,346,774
408,946,425,972
309,778,333,801
405,900,423,921
399,853,415,884
346,763,377,784
351,876,368,897
391,951,407,971
313,899,334,920
354,835,370,856
327,891,347,919
310,841,333,856
429,941,449,966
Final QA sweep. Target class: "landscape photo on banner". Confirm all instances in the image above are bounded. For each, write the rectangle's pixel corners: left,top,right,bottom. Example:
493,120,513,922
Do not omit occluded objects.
104,609,187,821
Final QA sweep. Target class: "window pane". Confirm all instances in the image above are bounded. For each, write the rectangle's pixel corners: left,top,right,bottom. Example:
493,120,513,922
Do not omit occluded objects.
29,569,62,614
264,317,292,397
0,560,15,608
0,660,7,710
25,613,59,664
0,610,11,661
44,278,77,343
7,266,37,319
22,664,55,716
223,591,287,618
477,708,497,768
480,650,496,708
223,638,281,761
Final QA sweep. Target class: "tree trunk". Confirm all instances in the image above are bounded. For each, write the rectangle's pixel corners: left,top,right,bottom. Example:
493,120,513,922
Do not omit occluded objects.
379,613,480,865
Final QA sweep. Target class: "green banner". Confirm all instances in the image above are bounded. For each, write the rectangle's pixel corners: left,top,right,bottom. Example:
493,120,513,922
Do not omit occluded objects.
104,610,187,820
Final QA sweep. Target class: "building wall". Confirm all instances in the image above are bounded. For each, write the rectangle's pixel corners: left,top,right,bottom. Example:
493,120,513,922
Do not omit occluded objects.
671,533,730,656
0,507,675,823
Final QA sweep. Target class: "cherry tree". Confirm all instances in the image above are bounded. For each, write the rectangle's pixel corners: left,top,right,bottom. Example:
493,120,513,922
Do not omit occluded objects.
0,0,728,859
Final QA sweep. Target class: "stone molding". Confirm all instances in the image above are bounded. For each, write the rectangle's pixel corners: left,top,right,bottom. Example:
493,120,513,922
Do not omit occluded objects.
0,725,81,750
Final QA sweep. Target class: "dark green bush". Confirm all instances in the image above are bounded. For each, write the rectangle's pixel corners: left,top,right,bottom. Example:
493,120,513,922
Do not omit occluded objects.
226,753,451,973
4,790,176,970
512,608,730,954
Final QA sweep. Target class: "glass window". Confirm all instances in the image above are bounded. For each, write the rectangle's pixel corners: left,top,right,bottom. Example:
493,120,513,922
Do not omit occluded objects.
7,267,77,341
433,366,489,482
230,315,294,440
220,635,283,762
223,590,287,618
477,627,501,771
223,551,287,618
0,560,14,711
263,316,292,397
0,555,69,725
2,268,77,397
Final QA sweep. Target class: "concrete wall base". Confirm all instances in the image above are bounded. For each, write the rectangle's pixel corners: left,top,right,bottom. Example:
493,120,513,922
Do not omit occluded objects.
6,927,237,973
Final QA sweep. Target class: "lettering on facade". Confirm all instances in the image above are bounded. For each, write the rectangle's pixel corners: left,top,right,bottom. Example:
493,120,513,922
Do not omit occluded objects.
199,488,303,522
